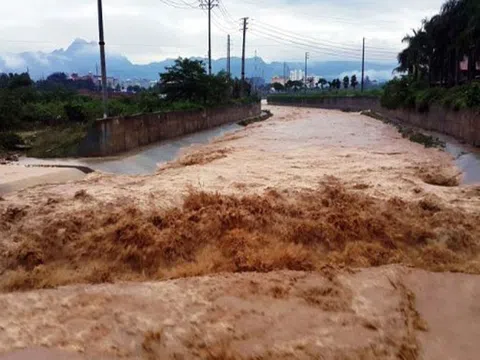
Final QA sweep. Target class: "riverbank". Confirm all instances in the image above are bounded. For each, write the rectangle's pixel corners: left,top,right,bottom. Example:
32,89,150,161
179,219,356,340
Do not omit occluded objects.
0,164,86,196
0,105,479,359
267,94,480,147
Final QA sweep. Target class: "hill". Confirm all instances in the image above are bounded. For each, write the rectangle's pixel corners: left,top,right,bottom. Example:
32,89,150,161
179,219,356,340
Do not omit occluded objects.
0,39,396,82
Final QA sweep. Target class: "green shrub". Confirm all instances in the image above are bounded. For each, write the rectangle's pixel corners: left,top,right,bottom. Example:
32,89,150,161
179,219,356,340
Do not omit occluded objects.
27,125,87,158
465,82,480,108
0,132,24,150
21,102,66,126
381,77,480,112
381,77,414,109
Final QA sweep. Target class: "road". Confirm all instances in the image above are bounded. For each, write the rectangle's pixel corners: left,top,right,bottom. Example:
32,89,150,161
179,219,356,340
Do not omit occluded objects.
0,105,479,359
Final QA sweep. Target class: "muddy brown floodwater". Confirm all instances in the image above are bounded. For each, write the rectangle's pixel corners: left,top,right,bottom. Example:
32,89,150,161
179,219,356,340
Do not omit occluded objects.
0,106,479,359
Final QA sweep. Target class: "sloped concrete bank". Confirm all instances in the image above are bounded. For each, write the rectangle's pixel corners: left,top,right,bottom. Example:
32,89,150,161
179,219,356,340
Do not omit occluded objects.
78,102,261,157
268,97,480,146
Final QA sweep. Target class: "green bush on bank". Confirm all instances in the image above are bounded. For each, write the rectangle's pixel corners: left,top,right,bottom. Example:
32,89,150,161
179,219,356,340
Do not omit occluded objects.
0,132,24,151
381,76,480,112
26,124,88,158
1,65,260,157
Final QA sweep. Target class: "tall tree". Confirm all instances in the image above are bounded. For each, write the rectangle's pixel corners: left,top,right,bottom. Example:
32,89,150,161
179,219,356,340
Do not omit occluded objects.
335,78,341,90
351,74,359,89
396,0,480,86
317,78,327,90
160,58,209,103
343,76,350,89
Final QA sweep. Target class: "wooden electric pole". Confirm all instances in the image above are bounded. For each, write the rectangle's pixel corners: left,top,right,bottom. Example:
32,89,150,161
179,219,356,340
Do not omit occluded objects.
200,0,218,75
227,34,231,77
241,17,248,97
361,37,365,92
97,0,108,118
305,52,309,93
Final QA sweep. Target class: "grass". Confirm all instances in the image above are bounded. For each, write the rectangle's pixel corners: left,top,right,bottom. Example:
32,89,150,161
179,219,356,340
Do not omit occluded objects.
26,124,88,158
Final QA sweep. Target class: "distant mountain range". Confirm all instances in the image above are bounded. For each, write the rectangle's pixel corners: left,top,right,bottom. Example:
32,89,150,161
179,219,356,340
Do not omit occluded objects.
0,38,397,82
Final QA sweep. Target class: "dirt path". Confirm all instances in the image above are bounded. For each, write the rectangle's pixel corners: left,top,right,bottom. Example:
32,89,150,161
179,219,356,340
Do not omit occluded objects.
0,106,479,359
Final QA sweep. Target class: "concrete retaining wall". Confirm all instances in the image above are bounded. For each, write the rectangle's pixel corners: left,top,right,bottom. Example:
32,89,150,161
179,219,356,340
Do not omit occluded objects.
380,106,480,147
78,102,261,156
268,97,480,146
268,96,380,112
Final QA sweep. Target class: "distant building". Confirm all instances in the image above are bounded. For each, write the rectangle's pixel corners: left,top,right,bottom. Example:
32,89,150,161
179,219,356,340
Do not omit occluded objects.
459,56,480,71
271,76,286,85
289,69,305,81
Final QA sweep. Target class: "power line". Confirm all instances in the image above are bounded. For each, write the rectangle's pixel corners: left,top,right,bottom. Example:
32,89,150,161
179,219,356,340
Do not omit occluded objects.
252,20,399,56
158,0,198,9
249,27,361,60
249,25,395,61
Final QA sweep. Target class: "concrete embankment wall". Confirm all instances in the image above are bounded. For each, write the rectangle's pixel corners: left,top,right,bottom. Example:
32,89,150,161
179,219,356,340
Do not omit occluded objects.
79,102,261,157
268,97,480,146
268,96,380,112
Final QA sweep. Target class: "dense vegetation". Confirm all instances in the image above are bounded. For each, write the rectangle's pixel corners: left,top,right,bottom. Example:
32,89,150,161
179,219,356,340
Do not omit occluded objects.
271,0,480,112
381,77,480,111
382,0,480,111
0,58,256,156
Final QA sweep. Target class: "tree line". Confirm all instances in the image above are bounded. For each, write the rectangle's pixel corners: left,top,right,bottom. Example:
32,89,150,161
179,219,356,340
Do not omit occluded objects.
0,58,256,132
271,74,359,92
382,0,480,111
397,0,479,86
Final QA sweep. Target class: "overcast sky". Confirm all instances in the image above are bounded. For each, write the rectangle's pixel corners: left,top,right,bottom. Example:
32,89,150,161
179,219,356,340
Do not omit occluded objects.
0,0,445,64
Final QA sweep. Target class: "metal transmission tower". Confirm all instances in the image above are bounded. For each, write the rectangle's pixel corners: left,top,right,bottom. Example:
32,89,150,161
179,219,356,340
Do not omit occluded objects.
361,37,365,92
240,17,249,97
199,0,218,75
97,0,108,118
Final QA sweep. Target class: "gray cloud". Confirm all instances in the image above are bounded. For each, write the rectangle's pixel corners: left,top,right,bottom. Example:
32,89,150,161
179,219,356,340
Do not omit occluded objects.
0,0,445,64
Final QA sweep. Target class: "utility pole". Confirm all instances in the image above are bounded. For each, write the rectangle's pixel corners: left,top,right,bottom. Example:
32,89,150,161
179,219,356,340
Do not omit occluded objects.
241,17,248,97
254,49,258,94
97,0,108,118
305,52,309,93
200,0,218,75
361,37,365,92
227,34,231,77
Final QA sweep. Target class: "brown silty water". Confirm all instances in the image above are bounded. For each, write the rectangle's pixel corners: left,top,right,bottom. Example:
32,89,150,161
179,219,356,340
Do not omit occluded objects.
0,106,479,359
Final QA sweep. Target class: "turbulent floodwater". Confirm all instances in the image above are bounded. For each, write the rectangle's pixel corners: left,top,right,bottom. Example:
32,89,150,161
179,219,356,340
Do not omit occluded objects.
19,114,480,185
2,106,480,359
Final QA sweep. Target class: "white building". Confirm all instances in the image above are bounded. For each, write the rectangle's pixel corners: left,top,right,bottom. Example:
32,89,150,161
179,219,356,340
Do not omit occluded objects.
289,69,305,81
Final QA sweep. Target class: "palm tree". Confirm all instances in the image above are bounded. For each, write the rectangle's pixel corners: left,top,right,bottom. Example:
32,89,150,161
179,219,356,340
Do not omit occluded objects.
395,28,429,80
396,0,480,86
317,78,327,90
